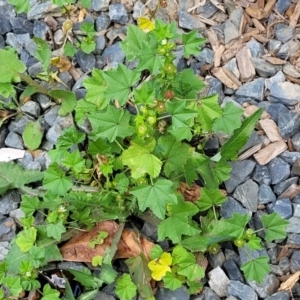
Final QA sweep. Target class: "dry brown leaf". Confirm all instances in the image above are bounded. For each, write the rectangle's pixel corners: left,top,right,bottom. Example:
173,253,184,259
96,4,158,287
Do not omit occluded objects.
278,271,300,292
277,245,300,262
60,221,155,262
51,56,72,72
178,182,201,202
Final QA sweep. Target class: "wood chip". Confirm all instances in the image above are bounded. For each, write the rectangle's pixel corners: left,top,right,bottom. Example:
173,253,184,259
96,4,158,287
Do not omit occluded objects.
279,184,300,200
262,0,276,19
253,141,288,165
277,245,300,262
243,103,271,119
222,67,242,87
290,0,300,28
222,40,245,62
286,3,296,19
279,271,300,292
259,119,283,142
198,15,217,26
285,74,300,85
262,56,287,65
238,143,263,161
236,46,256,82
210,0,226,13
252,18,265,31
211,67,240,90
245,6,262,19
253,34,269,44
214,44,225,67
206,29,220,52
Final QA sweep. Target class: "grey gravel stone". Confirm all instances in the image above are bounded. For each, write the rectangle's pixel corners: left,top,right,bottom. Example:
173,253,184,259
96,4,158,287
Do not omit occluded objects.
240,131,262,153
248,274,279,298
208,266,230,297
228,280,258,300
92,0,110,11
178,11,206,31
267,198,293,219
265,71,285,91
10,16,33,34
290,251,300,273
44,105,60,126
28,62,44,77
109,4,128,25
8,115,33,135
206,76,224,101
102,41,125,65
292,132,300,152
283,62,300,78
223,259,244,282
233,179,258,212
224,20,239,44
235,78,265,101
280,151,300,165
4,132,24,149
195,48,214,64
225,160,256,193
95,35,106,54
46,124,63,144
265,291,290,300
9,208,25,222
35,94,52,111
23,161,41,171
287,233,300,245
273,177,298,196
208,251,225,268
258,184,276,204
275,0,291,15
251,57,280,78
20,101,41,118
96,13,111,31
33,19,48,39
196,1,218,18
0,15,11,35
252,165,271,185
191,287,221,300
155,287,189,300
76,50,96,73
275,23,294,43
0,216,16,242
94,291,115,300
224,58,240,78
277,40,299,60
287,217,300,233
247,39,265,57
239,244,269,265
27,1,55,20
0,191,21,215
220,197,251,219
278,106,300,138
229,7,244,30
278,256,290,274
6,32,22,53
267,157,290,185
267,39,282,53
293,204,300,217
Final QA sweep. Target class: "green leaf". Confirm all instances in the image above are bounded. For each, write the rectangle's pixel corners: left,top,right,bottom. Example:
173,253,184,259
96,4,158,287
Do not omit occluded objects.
49,90,77,116
0,262,7,284
218,108,263,161
102,64,140,105
81,39,96,54
46,220,66,240
89,105,134,142
212,102,243,134
247,235,262,250
75,99,97,126
133,82,156,105
43,163,73,195
67,269,101,289
33,37,51,71
152,20,178,41
20,195,40,217
223,213,251,239
182,30,206,58
56,126,85,150
196,94,223,132
211,160,232,184
183,158,199,186
158,197,199,243
157,135,190,176
64,41,77,57
88,138,111,155
122,142,162,179
62,150,85,173
41,284,60,300
114,173,129,194
241,256,270,283
80,22,96,38
0,50,26,83
81,0,92,8
131,179,177,219
3,276,22,297
116,274,137,300
8,0,30,13
22,121,43,150
0,82,15,97
83,69,107,108
163,272,182,291
0,162,43,194
261,212,289,242
16,227,37,252
150,245,164,260
197,188,226,211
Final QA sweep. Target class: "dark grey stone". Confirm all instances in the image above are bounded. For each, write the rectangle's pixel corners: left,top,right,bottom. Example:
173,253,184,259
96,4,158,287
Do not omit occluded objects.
227,280,258,300
252,165,271,185
27,1,53,20
290,251,300,273
278,40,299,60
33,20,48,39
95,35,106,54
287,233,300,245
275,0,291,15
45,124,63,144
76,51,96,73
109,4,128,25
102,41,125,65
17,151,33,167
28,62,44,77
54,113,74,129
248,274,279,299
195,48,214,64
178,11,206,31
23,161,41,171
267,39,282,53
0,125,8,148
75,89,87,100
270,264,284,276
267,198,293,219
294,204,300,217
5,32,22,53
0,216,16,242
267,157,290,185
224,20,239,44
196,1,218,18
10,16,33,34
8,115,33,135
155,287,189,300
208,251,225,268
279,256,290,274
223,259,244,282
206,76,224,101
0,191,21,215
270,81,300,106
229,7,244,30
35,94,52,111
240,131,262,153
235,78,265,101
233,179,258,212
94,291,115,300
278,107,300,138
275,23,294,43
20,101,41,118
4,132,24,149
220,197,251,219
92,0,110,11
190,287,220,300
247,38,265,57
280,151,300,165
224,58,240,79
273,177,298,196
44,105,60,127
0,34,4,49
141,222,157,241
58,71,73,90
283,62,300,78
292,132,300,152
95,13,111,31
265,71,286,91
0,15,11,35
225,160,256,193
258,184,276,204
287,217,300,234
265,291,290,300
251,57,280,78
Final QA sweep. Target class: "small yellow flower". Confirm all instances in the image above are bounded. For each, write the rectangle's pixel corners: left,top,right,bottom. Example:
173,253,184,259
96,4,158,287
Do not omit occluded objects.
148,252,172,281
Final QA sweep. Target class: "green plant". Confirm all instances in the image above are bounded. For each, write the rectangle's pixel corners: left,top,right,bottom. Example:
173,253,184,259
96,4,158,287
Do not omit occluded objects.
0,17,289,300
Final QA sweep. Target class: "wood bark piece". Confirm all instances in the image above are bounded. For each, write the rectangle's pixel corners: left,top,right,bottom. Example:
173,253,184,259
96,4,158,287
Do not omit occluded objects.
263,56,287,65
253,141,288,165
243,103,271,119
262,0,276,19
222,40,245,63
210,0,226,13
252,18,265,31
285,74,300,85
279,184,300,200
238,143,263,161
259,119,283,142
222,67,242,87
206,29,220,52
290,0,300,28
245,7,262,19
236,46,256,82
214,44,225,67
211,67,239,90
253,34,268,44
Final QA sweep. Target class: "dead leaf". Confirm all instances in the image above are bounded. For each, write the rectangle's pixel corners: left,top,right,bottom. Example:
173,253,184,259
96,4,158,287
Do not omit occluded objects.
178,182,201,202
51,56,71,72
60,221,155,262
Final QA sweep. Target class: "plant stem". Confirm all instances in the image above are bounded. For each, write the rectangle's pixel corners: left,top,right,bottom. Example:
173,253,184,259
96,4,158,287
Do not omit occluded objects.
115,139,125,151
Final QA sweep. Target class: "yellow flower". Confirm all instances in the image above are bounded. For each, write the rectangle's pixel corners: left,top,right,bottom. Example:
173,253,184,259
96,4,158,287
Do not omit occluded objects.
148,252,172,281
